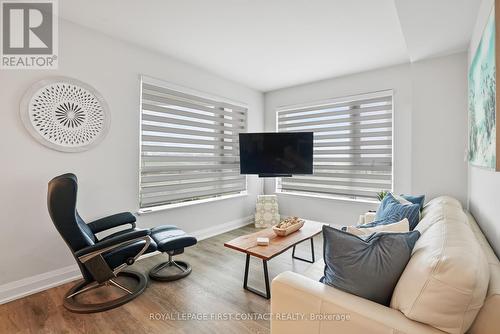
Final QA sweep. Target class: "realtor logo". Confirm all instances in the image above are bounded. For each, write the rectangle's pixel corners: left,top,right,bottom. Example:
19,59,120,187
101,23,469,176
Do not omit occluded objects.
1,0,58,69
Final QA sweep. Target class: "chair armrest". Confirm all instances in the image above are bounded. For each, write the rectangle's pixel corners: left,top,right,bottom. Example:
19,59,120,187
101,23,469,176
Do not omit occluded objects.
87,212,136,234
271,271,444,334
75,229,150,260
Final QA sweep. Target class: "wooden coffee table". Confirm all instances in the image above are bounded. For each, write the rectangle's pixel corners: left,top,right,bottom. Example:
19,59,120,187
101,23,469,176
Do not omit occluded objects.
224,220,325,299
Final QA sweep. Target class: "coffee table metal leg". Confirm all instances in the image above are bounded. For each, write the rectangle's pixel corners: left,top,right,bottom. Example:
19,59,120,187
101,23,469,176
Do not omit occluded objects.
292,238,315,263
243,254,270,299
263,260,270,298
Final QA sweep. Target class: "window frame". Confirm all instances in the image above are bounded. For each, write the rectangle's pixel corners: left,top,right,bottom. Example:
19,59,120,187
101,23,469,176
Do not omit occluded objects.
274,90,394,203
138,75,248,214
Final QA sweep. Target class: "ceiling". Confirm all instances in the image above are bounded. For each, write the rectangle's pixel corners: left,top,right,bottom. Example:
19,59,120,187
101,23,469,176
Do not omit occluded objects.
59,0,481,92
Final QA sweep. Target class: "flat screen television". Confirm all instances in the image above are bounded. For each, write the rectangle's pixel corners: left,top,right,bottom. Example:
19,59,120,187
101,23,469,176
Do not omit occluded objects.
239,132,313,177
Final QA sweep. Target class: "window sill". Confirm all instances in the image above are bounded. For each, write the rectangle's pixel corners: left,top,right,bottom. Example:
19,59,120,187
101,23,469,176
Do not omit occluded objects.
137,191,248,215
275,190,379,205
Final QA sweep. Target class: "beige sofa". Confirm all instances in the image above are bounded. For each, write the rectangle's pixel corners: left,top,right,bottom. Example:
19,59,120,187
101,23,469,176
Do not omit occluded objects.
271,196,500,334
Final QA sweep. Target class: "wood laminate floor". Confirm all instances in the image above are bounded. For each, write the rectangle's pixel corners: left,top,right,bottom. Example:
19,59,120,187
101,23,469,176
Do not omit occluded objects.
0,224,324,334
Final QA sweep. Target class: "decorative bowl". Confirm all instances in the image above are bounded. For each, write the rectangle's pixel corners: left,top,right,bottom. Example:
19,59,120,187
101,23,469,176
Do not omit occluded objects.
273,218,305,237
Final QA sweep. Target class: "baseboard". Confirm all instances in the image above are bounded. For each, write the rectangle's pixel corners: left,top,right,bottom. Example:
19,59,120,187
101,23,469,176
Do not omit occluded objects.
0,215,254,305
190,215,253,241
0,264,81,305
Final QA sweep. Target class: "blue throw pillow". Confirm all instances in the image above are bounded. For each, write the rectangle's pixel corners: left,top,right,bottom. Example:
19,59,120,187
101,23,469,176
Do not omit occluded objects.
401,194,425,211
320,225,420,305
376,193,420,230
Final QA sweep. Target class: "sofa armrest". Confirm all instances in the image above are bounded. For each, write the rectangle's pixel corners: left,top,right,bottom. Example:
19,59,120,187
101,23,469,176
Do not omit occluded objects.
271,271,445,334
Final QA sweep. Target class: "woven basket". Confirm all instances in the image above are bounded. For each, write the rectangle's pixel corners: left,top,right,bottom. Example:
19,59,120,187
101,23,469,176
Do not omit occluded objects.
273,220,304,237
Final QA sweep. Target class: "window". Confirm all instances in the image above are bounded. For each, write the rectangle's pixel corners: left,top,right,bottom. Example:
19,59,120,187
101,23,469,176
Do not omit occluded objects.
276,90,393,201
139,76,247,211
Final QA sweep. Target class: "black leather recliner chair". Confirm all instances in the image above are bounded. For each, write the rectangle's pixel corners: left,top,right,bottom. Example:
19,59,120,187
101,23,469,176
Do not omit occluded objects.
47,173,197,313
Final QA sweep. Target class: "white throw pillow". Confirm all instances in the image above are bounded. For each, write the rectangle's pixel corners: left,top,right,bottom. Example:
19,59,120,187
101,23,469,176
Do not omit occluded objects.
391,193,413,205
345,218,410,236
359,211,377,225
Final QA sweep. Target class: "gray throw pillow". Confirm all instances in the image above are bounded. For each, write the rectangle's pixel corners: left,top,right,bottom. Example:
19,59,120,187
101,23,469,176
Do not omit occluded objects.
320,225,420,306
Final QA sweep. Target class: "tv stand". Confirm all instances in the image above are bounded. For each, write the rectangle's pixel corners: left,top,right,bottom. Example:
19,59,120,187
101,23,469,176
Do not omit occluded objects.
258,174,292,178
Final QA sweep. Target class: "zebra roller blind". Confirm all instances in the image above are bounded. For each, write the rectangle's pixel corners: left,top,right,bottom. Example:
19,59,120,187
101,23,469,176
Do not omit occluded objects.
140,77,247,210
277,90,393,200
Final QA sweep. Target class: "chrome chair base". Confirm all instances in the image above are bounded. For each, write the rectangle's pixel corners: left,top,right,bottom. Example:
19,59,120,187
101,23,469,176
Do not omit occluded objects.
63,271,147,313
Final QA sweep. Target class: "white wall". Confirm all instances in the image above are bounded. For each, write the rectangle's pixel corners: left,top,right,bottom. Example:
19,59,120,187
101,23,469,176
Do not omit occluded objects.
263,53,468,226
410,54,468,205
468,0,500,256
0,20,264,290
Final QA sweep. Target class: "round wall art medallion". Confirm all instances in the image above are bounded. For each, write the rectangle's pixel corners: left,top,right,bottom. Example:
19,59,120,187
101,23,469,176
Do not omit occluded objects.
20,77,110,152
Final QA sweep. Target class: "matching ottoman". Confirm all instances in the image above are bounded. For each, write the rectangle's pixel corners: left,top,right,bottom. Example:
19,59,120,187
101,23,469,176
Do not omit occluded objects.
149,226,197,281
